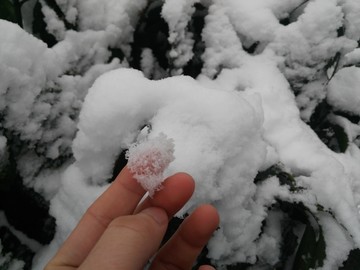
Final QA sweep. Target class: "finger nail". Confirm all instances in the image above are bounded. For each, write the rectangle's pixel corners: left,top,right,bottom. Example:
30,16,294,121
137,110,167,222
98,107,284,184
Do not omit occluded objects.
142,207,168,225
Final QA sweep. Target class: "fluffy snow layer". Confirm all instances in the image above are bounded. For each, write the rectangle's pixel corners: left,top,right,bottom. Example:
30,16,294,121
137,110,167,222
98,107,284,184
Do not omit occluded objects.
327,67,360,116
45,68,267,266
0,18,125,196
73,69,266,203
34,65,360,268
3,0,360,268
200,56,360,265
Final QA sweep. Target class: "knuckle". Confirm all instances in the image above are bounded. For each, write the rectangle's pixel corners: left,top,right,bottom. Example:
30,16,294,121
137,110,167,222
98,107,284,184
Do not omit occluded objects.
108,214,157,238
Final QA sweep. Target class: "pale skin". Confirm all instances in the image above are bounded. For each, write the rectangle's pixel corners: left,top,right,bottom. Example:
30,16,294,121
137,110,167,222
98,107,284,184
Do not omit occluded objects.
46,166,220,270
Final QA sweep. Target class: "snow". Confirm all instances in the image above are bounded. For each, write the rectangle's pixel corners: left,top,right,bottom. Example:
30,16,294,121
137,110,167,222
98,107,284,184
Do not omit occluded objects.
199,55,360,264
327,67,360,116
317,212,354,270
201,2,247,77
140,48,156,78
268,0,356,84
41,4,67,40
2,0,360,269
0,18,126,194
220,0,283,44
340,0,360,40
40,62,360,266
162,0,198,74
344,48,360,66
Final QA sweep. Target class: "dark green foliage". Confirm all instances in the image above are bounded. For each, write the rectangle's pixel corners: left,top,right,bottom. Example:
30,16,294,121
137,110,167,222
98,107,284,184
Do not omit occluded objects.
243,42,259,54
254,166,328,270
190,166,329,269
255,164,303,192
110,149,128,183
32,0,77,47
131,0,170,74
276,201,326,270
291,214,326,269
0,0,32,27
310,100,349,153
162,216,184,246
0,148,55,246
32,1,58,47
279,0,309,26
0,135,56,266
335,110,360,125
0,0,17,24
108,47,126,63
278,218,300,268
0,226,34,270
254,165,283,184
339,249,360,270
130,0,208,79
41,0,76,30
324,52,341,81
183,3,208,78
192,247,214,270
1,183,56,245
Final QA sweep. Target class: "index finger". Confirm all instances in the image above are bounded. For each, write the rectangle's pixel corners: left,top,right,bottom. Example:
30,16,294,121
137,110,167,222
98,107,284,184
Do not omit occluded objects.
49,166,146,267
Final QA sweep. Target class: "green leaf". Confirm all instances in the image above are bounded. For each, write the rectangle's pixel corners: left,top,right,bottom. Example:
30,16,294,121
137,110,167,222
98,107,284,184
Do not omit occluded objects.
254,164,282,184
292,222,326,270
309,101,349,153
254,164,304,192
325,52,341,81
32,1,57,47
276,201,326,270
0,0,16,23
0,226,34,269
339,249,360,270
332,124,349,153
277,218,300,268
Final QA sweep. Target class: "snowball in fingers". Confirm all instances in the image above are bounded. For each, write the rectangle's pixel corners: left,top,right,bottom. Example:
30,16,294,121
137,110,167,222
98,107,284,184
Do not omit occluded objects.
126,133,175,196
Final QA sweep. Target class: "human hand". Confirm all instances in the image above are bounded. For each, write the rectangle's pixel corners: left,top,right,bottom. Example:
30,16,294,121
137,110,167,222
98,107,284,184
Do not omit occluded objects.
46,166,219,270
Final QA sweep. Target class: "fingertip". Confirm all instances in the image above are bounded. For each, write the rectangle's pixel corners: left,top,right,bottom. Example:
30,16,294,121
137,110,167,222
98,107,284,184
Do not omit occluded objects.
158,172,195,198
179,204,219,248
174,172,195,185
149,204,219,270
136,172,195,217
192,204,220,234
166,172,195,187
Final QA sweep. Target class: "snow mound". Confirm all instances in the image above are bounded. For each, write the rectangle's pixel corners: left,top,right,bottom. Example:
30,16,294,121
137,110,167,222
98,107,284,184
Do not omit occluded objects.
34,61,360,267
126,133,175,196
327,67,360,116
68,68,267,263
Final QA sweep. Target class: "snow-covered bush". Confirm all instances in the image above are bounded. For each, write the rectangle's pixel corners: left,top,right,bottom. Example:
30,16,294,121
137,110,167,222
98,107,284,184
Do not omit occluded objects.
1,0,360,269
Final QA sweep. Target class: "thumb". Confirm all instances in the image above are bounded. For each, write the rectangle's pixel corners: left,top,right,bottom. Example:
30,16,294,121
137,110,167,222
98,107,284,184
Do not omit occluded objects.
79,207,168,270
